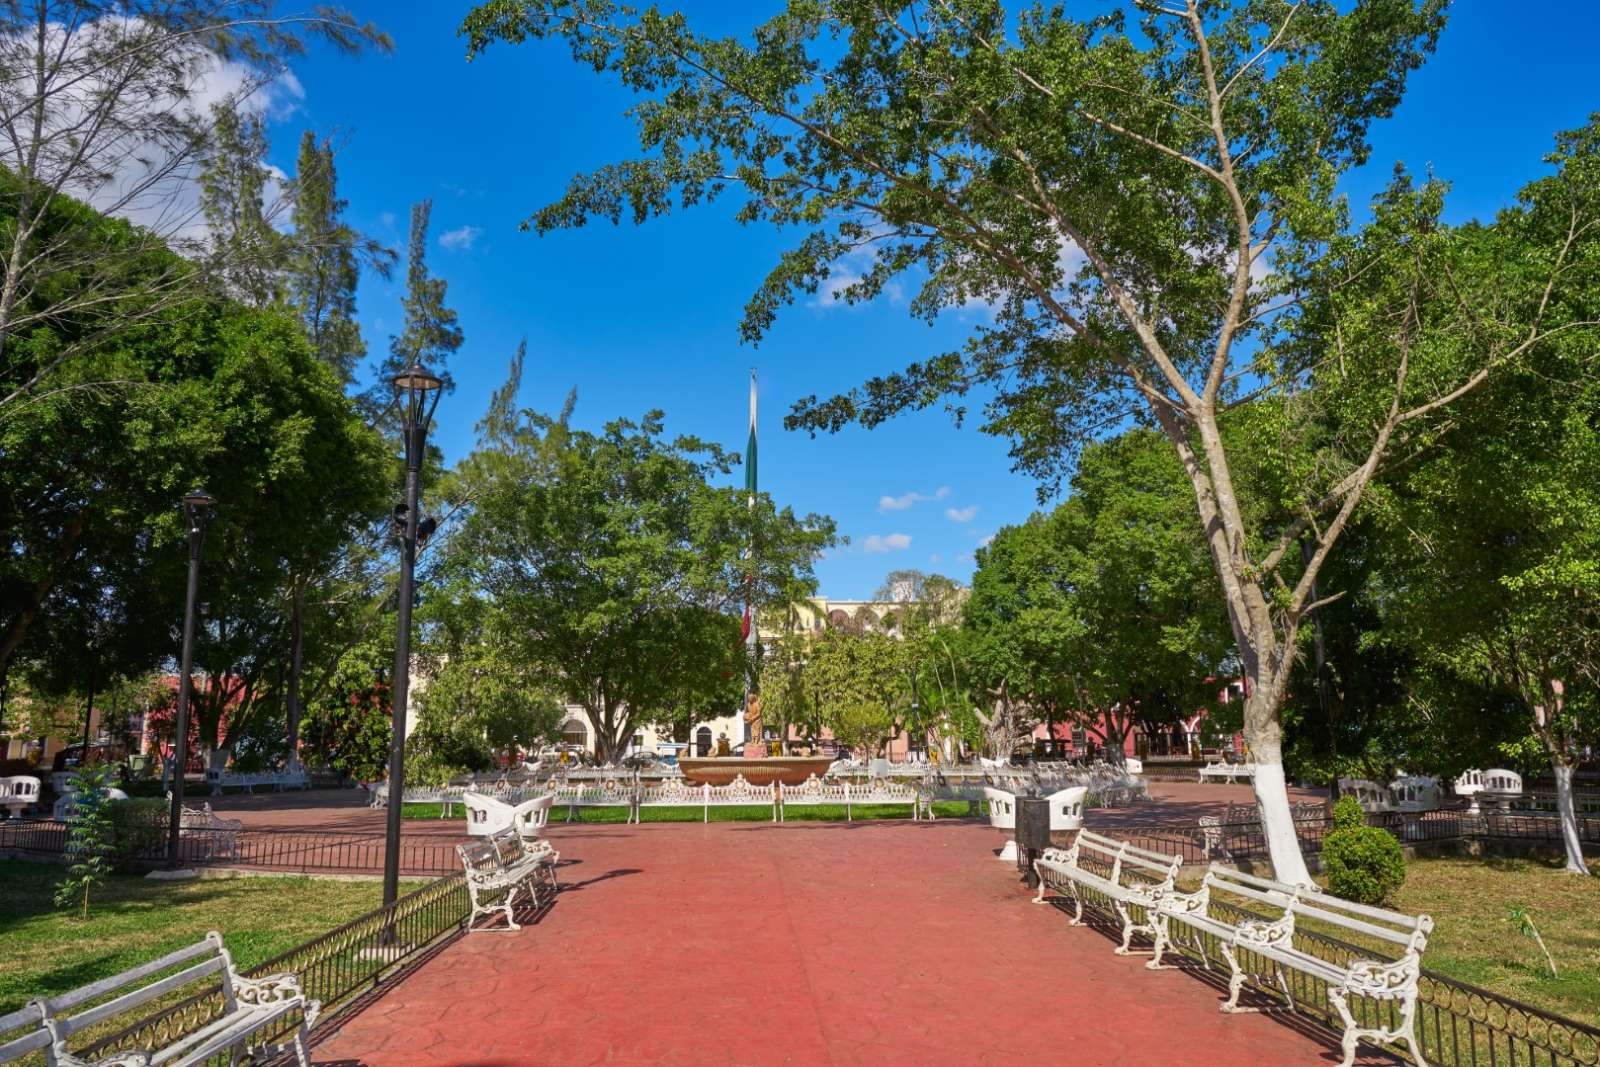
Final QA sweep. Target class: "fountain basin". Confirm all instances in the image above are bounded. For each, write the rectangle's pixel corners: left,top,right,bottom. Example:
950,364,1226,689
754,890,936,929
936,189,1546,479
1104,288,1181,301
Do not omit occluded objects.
678,756,834,786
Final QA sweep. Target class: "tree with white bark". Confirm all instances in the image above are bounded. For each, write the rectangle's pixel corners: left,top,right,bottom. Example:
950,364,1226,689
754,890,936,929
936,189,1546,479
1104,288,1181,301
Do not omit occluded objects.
464,0,1600,882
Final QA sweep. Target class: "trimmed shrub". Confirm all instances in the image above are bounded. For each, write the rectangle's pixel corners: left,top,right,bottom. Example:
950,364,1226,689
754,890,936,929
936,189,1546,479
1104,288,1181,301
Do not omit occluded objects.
109,798,171,864
1323,796,1406,905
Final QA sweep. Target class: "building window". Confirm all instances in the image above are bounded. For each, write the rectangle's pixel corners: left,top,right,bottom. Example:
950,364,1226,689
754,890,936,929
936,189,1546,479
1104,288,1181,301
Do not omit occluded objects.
695,726,713,757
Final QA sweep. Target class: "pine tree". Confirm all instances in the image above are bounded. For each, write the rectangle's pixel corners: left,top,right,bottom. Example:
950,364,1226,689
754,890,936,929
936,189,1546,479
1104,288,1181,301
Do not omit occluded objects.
288,131,393,384
198,101,285,308
390,199,462,381
364,199,461,420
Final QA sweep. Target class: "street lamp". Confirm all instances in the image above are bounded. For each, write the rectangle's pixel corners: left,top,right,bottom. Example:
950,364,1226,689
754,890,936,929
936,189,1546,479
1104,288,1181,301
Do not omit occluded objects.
166,487,213,867
383,363,442,908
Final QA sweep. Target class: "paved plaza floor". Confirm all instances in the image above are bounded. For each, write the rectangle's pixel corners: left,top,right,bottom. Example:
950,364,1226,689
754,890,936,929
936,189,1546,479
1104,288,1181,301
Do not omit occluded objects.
309,818,1379,1067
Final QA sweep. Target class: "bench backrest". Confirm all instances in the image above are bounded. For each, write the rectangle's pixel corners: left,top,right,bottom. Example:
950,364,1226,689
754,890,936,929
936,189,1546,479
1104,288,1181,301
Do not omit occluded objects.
457,837,504,875
0,776,38,799
1338,778,1391,812
1199,863,1302,915
982,787,1015,830
1072,830,1181,887
462,791,515,836
512,793,556,835
487,827,532,869
1287,891,1433,960
1483,768,1523,793
0,1003,50,1064
1046,785,1087,831
1453,769,1484,795
35,934,235,1052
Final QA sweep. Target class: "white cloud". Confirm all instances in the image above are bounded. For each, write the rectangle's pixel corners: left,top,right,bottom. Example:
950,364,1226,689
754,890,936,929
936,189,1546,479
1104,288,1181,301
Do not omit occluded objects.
978,533,995,547
379,211,397,229
811,236,908,309
863,533,912,554
879,486,951,512
929,553,942,564
439,225,482,251
26,16,309,247
945,505,979,523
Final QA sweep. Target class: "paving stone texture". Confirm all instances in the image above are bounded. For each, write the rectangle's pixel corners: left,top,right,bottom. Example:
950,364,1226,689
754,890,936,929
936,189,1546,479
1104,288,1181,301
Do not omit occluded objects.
309,818,1383,1067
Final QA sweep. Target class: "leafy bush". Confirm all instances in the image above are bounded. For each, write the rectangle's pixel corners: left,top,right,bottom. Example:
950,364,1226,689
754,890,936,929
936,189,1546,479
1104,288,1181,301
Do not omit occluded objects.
1323,796,1406,905
109,798,171,864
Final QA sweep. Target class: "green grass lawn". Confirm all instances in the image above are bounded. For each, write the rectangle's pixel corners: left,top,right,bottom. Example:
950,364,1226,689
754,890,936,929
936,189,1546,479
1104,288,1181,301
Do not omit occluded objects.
401,800,976,822
1391,856,1600,1022
0,861,410,1015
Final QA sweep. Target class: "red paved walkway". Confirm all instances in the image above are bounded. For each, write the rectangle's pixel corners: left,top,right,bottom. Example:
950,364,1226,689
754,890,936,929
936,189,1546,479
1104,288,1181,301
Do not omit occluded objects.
310,820,1376,1066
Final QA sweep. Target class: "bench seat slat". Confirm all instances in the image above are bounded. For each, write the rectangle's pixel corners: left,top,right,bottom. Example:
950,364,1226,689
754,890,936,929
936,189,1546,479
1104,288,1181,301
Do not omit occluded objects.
151,1000,300,1067
41,940,222,1014
50,958,227,1038
0,1004,50,1064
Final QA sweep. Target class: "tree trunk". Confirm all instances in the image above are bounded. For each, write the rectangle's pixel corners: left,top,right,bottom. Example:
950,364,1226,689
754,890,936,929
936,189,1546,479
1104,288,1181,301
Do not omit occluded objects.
1247,726,1313,886
206,746,231,773
286,583,305,769
1551,760,1590,876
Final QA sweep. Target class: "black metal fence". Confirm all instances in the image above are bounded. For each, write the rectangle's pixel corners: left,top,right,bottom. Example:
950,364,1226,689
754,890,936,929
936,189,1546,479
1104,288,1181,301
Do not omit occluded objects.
0,818,461,876
1101,807,1597,868
1052,822,1600,1067
75,873,471,1064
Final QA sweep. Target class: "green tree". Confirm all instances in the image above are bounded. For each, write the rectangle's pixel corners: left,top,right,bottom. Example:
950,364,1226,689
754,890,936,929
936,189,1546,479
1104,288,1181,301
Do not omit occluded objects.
199,101,285,308
410,579,564,783
54,767,117,920
465,2,1600,882
1376,280,1600,874
299,632,393,783
808,627,908,758
447,372,836,762
0,2,389,420
288,131,395,384
364,200,462,427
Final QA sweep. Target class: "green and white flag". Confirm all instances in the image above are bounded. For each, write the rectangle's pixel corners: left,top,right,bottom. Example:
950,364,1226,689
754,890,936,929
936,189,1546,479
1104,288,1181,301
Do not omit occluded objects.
745,368,758,506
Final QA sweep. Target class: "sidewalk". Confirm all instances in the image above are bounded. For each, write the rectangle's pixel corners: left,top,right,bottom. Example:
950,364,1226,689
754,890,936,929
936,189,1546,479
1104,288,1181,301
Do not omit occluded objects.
310,819,1376,1066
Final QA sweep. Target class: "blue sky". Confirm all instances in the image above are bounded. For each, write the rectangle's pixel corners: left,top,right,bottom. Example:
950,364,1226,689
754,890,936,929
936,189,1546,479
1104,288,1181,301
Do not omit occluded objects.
269,3,1597,598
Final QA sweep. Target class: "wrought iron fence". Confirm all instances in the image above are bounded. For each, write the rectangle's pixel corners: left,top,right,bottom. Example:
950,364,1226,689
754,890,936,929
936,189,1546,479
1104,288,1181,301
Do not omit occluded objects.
1203,898,1600,1067
76,872,471,1064
1,817,460,876
1051,834,1600,1067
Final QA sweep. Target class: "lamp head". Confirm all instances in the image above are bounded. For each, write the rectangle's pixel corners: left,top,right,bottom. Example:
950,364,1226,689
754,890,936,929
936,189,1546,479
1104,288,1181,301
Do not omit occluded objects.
391,362,443,429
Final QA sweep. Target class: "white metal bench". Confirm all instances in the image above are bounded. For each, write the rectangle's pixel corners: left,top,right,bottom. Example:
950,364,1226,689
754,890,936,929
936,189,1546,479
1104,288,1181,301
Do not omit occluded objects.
457,827,557,931
205,768,308,796
983,787,1018,862
170,796,242,860
22,931,318,1067
1389,776,1441,813
1032,829,1182,954
1045,785,1087,832
1153,863,1433,1067
462,790,555,838
1197,760,1255,783
1479,768,1524,811
1452,768,1485,812
1338,777,1393,813
0,775,41,818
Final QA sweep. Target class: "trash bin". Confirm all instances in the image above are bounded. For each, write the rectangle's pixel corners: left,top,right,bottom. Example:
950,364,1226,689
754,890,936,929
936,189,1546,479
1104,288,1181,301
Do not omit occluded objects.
1015,795,1050,886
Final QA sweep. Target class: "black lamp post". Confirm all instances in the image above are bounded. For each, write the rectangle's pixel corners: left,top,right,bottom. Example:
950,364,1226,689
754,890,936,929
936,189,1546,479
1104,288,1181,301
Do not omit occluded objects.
383,363,442,908
166,488,213,867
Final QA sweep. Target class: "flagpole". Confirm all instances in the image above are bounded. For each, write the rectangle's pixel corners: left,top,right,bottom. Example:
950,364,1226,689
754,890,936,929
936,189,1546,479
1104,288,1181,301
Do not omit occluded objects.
743,368,758,752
